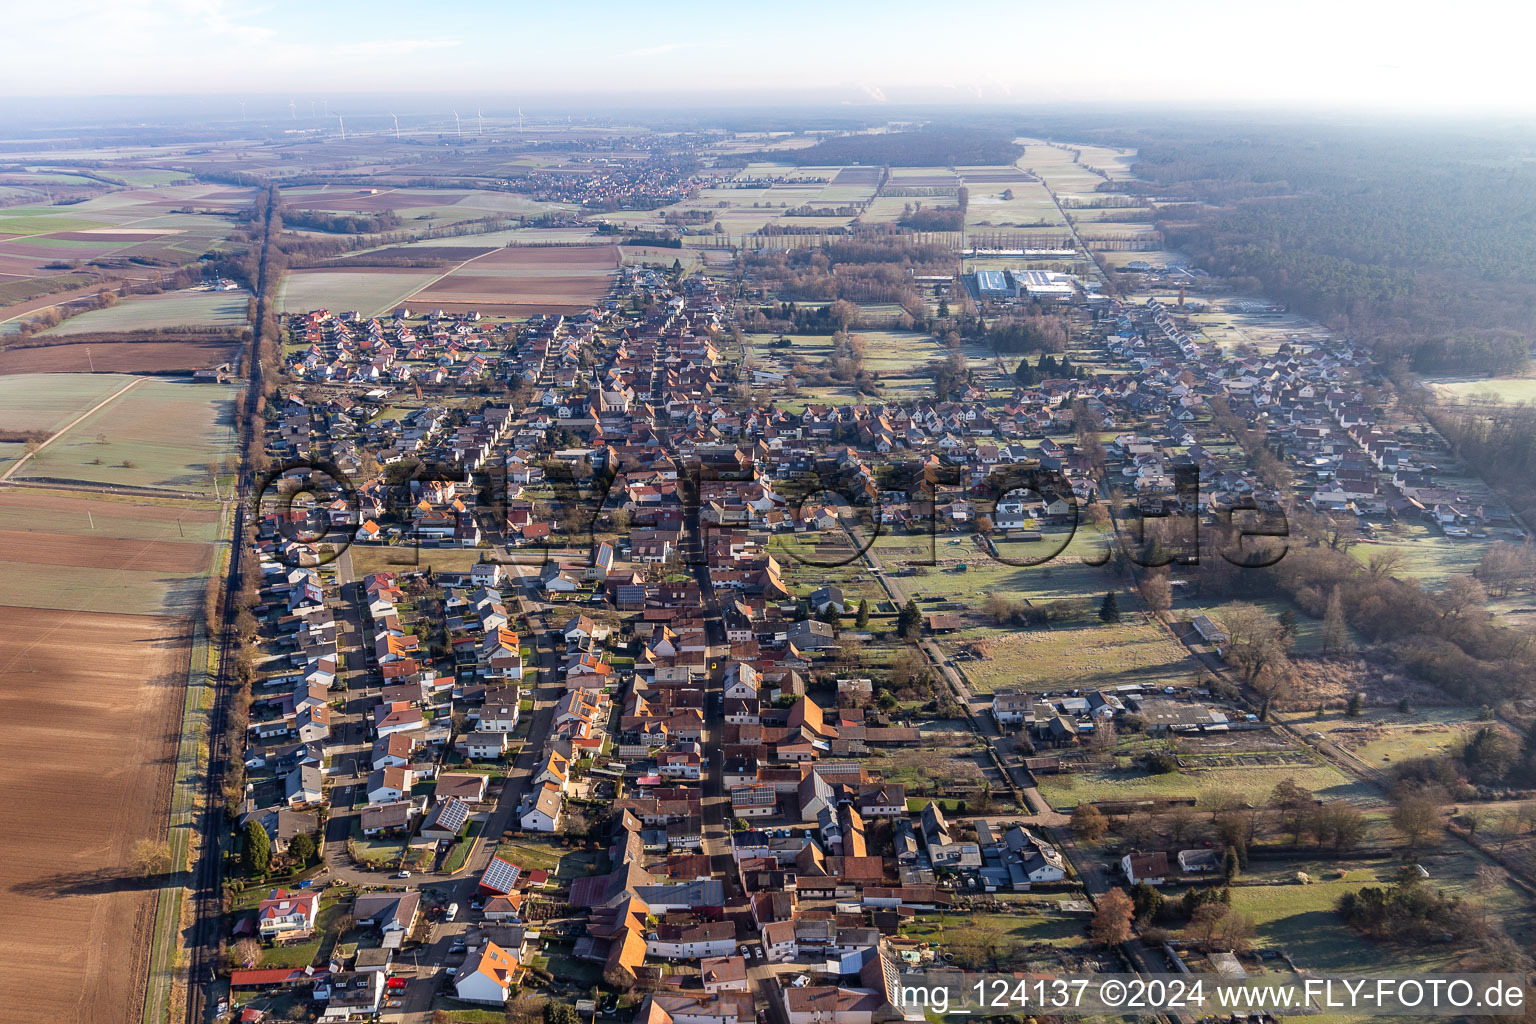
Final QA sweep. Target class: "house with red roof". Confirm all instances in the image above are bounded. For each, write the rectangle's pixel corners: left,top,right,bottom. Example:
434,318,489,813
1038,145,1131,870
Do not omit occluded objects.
257,888,320,939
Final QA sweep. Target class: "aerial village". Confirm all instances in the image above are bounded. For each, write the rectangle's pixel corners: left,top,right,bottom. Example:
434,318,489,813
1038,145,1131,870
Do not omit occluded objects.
221,245,1532,1023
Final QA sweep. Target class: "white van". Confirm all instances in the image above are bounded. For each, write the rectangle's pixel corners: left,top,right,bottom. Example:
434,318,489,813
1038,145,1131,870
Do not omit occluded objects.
446,902,460,922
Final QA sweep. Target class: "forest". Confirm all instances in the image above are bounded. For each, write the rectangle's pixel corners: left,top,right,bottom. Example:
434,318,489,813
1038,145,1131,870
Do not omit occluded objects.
748,126,1022,167
1119,124,1536,375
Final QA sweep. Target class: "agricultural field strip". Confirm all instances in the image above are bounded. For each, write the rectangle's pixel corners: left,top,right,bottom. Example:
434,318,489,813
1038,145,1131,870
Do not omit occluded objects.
0,375,143,483
143,505,226,1024
312,245,512,318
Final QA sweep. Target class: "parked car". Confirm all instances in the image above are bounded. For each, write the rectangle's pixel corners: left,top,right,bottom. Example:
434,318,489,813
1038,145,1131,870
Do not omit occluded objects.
396,870,411,879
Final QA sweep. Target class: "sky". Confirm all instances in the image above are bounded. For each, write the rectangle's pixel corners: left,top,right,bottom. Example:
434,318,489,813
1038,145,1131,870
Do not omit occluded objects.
1,0,1530,115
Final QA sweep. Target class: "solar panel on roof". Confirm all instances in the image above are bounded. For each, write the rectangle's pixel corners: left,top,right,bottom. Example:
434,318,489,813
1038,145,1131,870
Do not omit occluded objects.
479,856,521,894
433,798,469,832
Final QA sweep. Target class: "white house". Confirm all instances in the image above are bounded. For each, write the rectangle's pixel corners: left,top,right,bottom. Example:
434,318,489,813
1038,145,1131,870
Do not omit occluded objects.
520,781,563,833
454,941,519,1004
761,919,797,963
257,889,320,938
461,729,509,760
1122,851,1168,886
646,920,736,960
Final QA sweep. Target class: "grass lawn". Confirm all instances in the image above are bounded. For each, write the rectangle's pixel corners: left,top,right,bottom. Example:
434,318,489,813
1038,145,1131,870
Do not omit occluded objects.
431,1010,507,1024
494,839,565,873
443,820,484,873
947,619,1199,694
1036,761,1372,810
1348,523,1490,587
903,910,1086,967
1227,851,1534,974
256,899,350,968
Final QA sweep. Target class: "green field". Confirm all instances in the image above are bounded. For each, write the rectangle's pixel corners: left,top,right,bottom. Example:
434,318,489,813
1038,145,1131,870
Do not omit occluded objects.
41,288,250,336
277,268,443,316
1036,760,1371,810
14,377,240,491
0,212,114,235
1428,375,1536,405
109,168,193,187
1229,853,1533,975
946,619,1198,694
0,373,137,434
1297,706,1487,767
1349,530,1487,586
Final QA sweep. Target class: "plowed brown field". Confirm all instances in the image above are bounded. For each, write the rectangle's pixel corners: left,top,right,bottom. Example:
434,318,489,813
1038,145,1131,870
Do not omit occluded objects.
0,339,238,376
0,604,185,1024
0,528,210,573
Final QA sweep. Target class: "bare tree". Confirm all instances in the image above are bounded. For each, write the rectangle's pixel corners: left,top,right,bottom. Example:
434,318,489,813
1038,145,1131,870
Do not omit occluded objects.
1391,791,1442,853
131,838,173,877
1366,549,1404,579
234,937,262,969
1071,803,1108,842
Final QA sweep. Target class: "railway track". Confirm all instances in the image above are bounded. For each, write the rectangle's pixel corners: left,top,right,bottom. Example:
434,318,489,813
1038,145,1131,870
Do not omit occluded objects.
182,186,279,1024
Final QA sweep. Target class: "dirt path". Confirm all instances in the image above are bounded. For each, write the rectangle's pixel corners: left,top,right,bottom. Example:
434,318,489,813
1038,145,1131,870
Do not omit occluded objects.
0,375,143,484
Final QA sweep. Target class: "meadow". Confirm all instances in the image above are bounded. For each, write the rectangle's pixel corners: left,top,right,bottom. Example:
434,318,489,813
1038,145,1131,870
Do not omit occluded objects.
1014,140,1116,196
1229,852,1533,974
1427,374,1536,405
946,618,1200,695
1349,529,1487,585
1036,759,1370,809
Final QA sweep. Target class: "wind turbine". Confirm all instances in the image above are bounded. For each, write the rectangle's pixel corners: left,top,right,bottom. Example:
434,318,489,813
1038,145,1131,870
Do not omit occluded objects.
310,100,316,118
453,110,461,139
477,108,484,136
323,99,329,116
517,105,524,133
391,112,400,140
336,114,346,141
240,101,246,121
289,99,296,120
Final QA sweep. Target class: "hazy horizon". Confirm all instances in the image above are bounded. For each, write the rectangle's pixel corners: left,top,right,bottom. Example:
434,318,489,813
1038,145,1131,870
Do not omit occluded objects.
3,0,1529,116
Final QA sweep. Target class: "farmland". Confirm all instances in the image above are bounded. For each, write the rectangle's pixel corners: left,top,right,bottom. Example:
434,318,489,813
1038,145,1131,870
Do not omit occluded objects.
0,604,185,1024
278,267,444,316
408,244,619,314
0,337,239,376
0,375,229,1023
39,287,250,336
0,372,136,435
12,377,240,491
